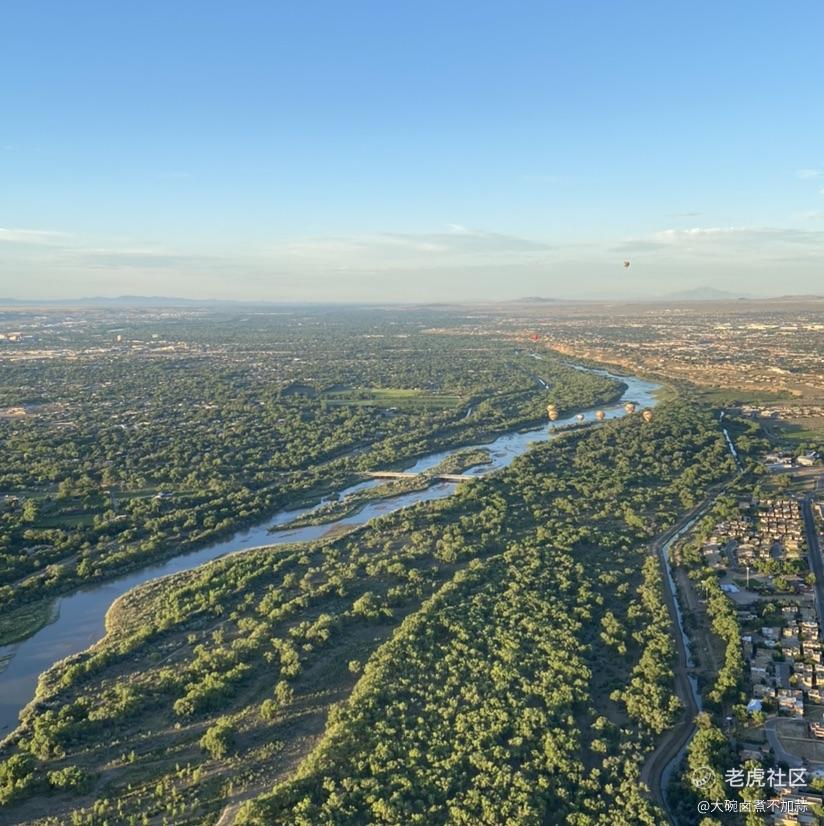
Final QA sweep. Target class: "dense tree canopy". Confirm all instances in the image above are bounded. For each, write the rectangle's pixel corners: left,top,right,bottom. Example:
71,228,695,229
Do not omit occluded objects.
0,389,735,824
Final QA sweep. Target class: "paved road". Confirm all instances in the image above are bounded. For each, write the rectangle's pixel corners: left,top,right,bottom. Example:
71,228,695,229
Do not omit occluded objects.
802,494,824,622
764,717,805,769
640,490,729,821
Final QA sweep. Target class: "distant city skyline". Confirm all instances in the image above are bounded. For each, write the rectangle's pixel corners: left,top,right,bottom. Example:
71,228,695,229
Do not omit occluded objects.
2,1,824,301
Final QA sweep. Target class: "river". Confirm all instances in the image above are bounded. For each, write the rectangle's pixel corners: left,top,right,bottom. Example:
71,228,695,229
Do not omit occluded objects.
0,369,659,737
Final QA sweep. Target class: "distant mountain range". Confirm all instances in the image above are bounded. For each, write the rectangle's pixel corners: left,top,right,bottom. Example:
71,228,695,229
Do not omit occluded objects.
0,296,343,309
770,294,824,301
0,295,242,307
2,291,822,307
658,287,824,302
659,287,751,301
509,296,562,303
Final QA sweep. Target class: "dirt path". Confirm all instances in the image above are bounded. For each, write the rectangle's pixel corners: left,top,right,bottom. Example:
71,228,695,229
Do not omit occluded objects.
675,565,721,677
215,799,244,826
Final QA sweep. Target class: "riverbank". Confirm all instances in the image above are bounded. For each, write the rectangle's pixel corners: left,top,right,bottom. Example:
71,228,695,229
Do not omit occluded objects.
0,601,58,649
3,371,703,826
0,374,626,640
276,447,492,530
0,368,657,740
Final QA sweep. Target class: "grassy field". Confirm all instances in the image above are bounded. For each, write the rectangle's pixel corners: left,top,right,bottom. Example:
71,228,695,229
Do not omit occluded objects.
775,717,824,764
691,387,794,406
773,419,824,444
651,383,680,404
35,511,96,529
0,599,58,647
323,387,463,410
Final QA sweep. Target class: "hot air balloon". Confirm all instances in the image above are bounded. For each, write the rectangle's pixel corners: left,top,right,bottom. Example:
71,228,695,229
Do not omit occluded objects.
624,402,636,415
547,404,559,421
623,260,631,269
576,414,585,423
642,409,653,423
530,333,540,342
595,410,606,422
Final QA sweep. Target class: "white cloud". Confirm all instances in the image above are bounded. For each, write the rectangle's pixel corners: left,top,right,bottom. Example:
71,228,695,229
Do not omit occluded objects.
274,228,552,270
0,227,72,244
3,220,822,302
613,225,824,258
797,168,823,179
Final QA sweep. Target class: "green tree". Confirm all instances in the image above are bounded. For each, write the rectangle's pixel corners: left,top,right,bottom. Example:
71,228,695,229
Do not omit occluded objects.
200,718,234,760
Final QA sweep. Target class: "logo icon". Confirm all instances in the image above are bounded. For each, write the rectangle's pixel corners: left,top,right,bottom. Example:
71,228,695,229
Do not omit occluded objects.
691,766,714,789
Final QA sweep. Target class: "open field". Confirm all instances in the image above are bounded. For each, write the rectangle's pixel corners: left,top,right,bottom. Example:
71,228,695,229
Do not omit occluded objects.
323,387,463,410
0,601,57,648
775,717,824,764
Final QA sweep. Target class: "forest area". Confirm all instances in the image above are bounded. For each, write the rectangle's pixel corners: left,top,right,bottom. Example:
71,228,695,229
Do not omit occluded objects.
0,308,621,645
0,358,736,825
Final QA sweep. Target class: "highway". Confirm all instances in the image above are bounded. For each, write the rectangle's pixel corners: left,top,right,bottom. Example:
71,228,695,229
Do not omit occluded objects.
802,493,824,629
641,423,745,820
640,489,728,821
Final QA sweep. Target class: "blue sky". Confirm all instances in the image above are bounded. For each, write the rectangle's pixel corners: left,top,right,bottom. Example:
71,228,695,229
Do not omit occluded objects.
2,1,824,301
